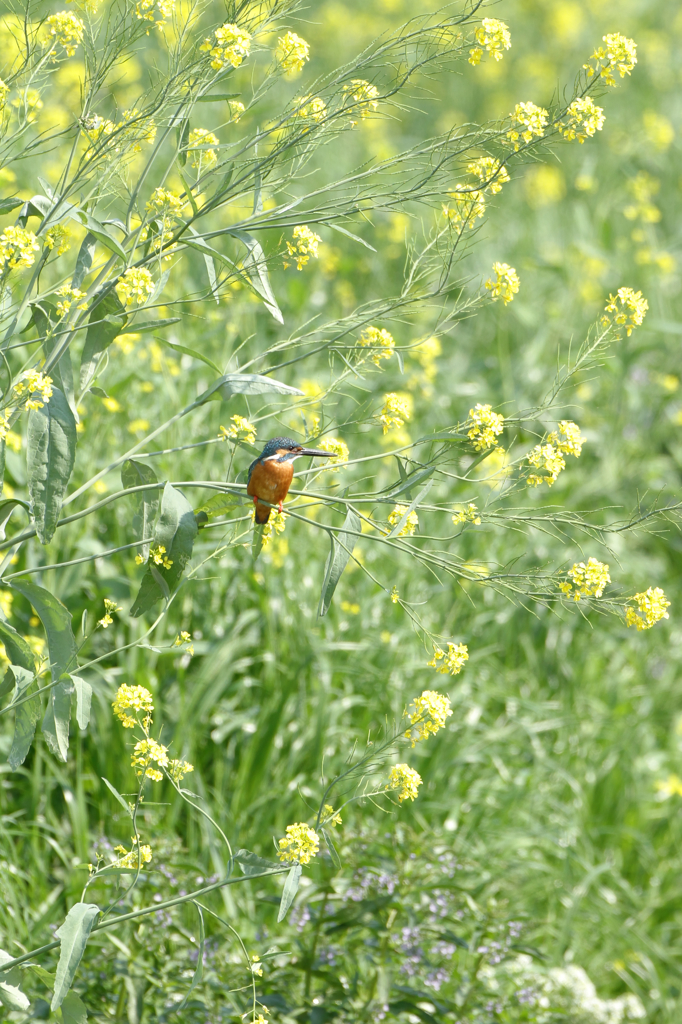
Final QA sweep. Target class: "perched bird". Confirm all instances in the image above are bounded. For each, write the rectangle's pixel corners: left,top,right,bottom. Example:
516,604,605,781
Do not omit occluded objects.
247,437,331,523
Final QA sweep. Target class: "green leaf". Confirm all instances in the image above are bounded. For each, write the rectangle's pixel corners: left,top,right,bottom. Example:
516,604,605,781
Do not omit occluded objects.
27,386,77,544
130,483,198,617
197,373,303,405
194,492,242,518
7,665,40,771
121,459,160,561
41,677,74,763
33,302,75,410
72,675,92,730
229,230,283,323
70,211,127,260
0,196,23,214
277,863,302,922
196,92,241,102
60,990,88,1024
318,508,361,617
327,222,377,252
321,827,341,867
0,619,35,671
252,523,265,560
0,949,30,1011
71,232,97,290
51,902,100,1011
17,194,51,226
9,580,78,681
79,292,128,394
188,225,219,303
176,118,190,167
235,849,277,876
387,464,435,500
385,479,433,539
118,317,181,335
0,498,30,541
153,336,222,375
101,776,133,818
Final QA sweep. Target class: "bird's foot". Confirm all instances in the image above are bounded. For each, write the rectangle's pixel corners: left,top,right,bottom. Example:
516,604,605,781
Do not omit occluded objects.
252,496,258,506
278,501,284,513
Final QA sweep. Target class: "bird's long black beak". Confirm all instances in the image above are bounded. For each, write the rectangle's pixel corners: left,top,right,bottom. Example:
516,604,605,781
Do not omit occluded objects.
299,447,332,458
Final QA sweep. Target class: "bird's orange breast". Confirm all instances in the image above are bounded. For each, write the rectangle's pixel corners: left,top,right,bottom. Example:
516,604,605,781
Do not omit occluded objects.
247,459,294,504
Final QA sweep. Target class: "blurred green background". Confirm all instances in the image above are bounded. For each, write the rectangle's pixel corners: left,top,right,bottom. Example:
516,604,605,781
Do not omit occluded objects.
1,0,682,1020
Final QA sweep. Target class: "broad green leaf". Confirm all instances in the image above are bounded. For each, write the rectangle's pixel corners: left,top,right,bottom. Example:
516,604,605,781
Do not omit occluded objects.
0,196,23,214
318,508,361,616
277,863,302,922
79,292,128,393
17,194,51,226
229,230,283,323
42,677,74,762
101,776,133,818
33,302,75,410
235,849,277,876
9,580,78,681
7,665,40,770
121,459,159,561
0,619,35,670
0,498,30,540
194,492,242,518
386,478,433,539
72,675,92,730
27,386,77,544
25,964,56,988
130,483,198,617
153,336,222,375
197,373,303,405
70,210,127,260
60,990,88,1024
177,905,204,1010
51,902,100,1011
0,949,30,1011
387,464,435,500
71,232,97,290
188,226,219,303
118,317,181,335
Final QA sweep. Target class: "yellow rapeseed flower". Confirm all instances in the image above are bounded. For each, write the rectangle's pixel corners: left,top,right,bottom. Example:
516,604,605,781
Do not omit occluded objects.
317,437,349,470
443,185,486,232
386,763,422,802
13,370,53,411
115,837,153,868
559,558,611,601
44,224,70,255
276,31,310,74
585,33,637,88
485,262,520,304
603,287,648,336
343,79,379,123
98,598,121,628
278,822,320,865
388,504,419,537
427,644,468,676
168,759,194,782
560,96,605,143
467,403,504,451
380,392,412,434
116,268,154,307
199,23,251,70
0,226,39,272
46,11,84,57
625,587,670,631
408,689,453,743
452,503,481,525
188,128,219,170
467,156,510,195
112,684,154,729
507,101,549,151
468,18,511,65
285,225,321,270
131,737,169,781
295,95,327,123
219,414,257,445
655,775,682,799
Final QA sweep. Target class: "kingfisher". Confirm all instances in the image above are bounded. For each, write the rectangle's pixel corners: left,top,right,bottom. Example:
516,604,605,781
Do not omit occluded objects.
247,437,331,523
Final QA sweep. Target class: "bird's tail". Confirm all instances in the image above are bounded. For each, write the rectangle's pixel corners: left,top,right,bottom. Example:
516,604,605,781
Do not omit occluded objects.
254,500,271,524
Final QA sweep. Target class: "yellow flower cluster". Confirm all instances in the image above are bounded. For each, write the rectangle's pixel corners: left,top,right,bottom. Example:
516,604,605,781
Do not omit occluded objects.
251,508,287,548
199,23,251,70
173,630,194,655
358,325,395,366
132,737,168,781
388,504,419,537
278,822,320,864
317,437,349,470
13,370,53,411
146,187,184,217
276,31,310,74
115,838,152,868
625,587,670,631
559,96,605,143
116,267,154,307
0,226,39,271
380,392,412,434
386,763,422,802
321,804,342,827
220,414,257,445
98,598,121,628
188,128,219,170
112,684,154,729
0,411,10,441
168,758,194,782
150,543,173,569
624,172,660,224
427,643,469,676
467,157,510,195
485,262,520,304
296,95,326,123
409,689,453,743
508,101,549,151
46,11,84,57
343,80,379,122
44,224,70,255
527,420,584,487
603,287,648,336
443,186,486,232
559,558,611,601
656,775,682,799
468,18,511,65
0,79,8,109
56,285,88,318
467,403,504,451
452,503,481,526
228,100,245,123
135,0,174,27
285,225,321,270
585,33,637,88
